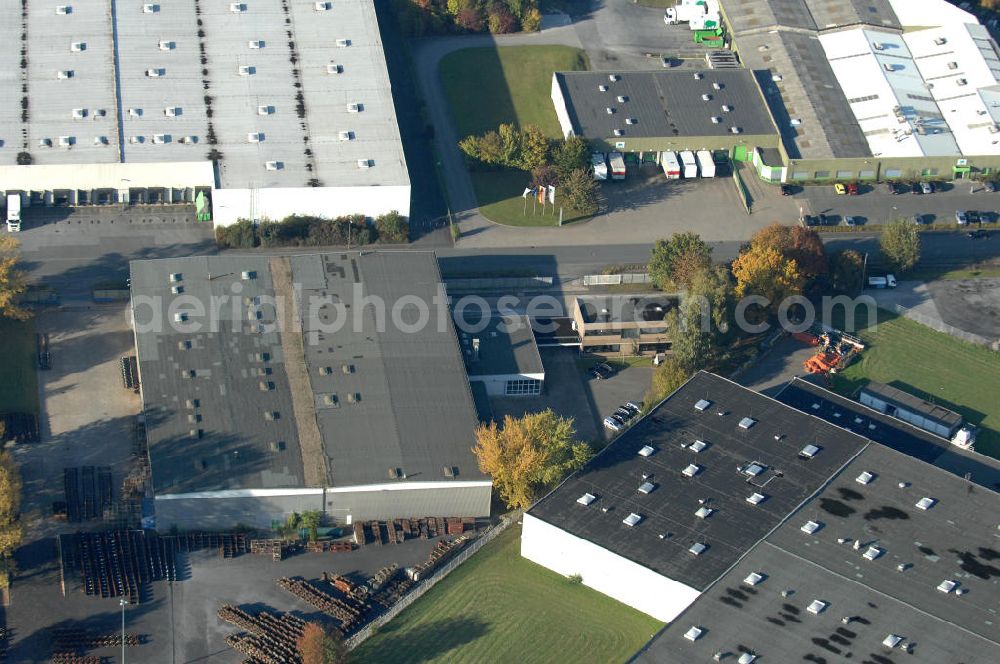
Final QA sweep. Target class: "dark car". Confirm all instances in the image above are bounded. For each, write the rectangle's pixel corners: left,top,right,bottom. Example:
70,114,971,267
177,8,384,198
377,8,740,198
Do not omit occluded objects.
910,181,922,194
588,362,615,380
968,229,989,239
846,182,859,195
614,407,634,421
967,210,982,224
985,181,997,193
803,214,820,227
780,184,793,196
920,181,935,194
886,182,903,195
843,216,862,227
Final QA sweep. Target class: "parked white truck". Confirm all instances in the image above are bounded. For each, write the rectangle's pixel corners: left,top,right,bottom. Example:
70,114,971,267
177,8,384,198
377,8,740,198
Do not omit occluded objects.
679,150,698,178
591,152,608,181
6,194,20,232
608,152,626,180
660,151,681,179
664,0,721,28
695,150,715,178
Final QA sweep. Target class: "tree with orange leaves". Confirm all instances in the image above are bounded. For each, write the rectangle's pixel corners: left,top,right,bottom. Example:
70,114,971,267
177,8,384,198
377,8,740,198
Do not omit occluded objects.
297,622,346,664
731,243,805,320
0,237,29,321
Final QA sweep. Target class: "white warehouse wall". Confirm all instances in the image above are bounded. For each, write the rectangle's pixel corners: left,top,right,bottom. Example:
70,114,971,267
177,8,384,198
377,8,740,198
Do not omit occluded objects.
520,513,701,623
212,185,412,227
551,75,575,139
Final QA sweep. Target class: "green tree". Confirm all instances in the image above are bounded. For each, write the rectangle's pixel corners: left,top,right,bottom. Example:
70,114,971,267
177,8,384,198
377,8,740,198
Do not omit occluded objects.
0,451,23,588
643,357,691,412
520,6,541,31
667,264,736,372
497,123,521,166
648,232,712,291
472,410,591,509
375,211,409,243
560,168,600,215
0,237,29,320
880,217,921,273
518,125,550,171
551,136,589,181
830,249,865,294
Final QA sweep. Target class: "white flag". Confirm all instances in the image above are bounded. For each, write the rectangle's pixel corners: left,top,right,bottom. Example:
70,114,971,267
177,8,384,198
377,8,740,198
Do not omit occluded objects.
548,185,556,204
522,187,534,199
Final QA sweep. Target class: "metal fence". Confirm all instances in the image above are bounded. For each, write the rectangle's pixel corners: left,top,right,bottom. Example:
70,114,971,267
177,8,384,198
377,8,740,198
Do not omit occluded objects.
893,304,999,350
344,511,521,650
581,273,651,286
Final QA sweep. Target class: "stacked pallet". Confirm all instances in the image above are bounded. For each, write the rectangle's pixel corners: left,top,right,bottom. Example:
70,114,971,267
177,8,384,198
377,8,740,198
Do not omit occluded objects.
250,539,284,561
277,577,365,633
218,605,305,664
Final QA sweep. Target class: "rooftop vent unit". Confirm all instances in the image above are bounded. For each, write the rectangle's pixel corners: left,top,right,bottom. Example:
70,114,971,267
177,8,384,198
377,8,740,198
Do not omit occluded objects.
800,520,822,535
947,61,958,70
173,312,187,322
71,42,86,52
326,62,343,74
56,4,71,13
730,127,742,134
241,270,256,280
58,136,74,147
915,497,936,510
617,95,627,103
57,70,74,79
169,272,183,283
263,411,279,421
247,132,264,143
95,108,107,117
387,467,404,479
143,3,159,12
239,65,255,76
315,1,331,9
856,471,875,485
883,634,903,648
863,546,883,561
613,129,624,136
94,135,109,146
638,481,656,494
695,506,713,519
319,366,333,375
128,107,142,117
743,572,764,586
738,416,756,430
608,74,620,82
39,138,53,147
682,463,702,478
937,579,957,593
577,492,596,506
712,82,722,90
883,63,895,72
694,399,711,411
742,462,765,477
72,108,86,119
346,392,360,403
622,512,642,527
746,492,766,505
347,103,361,113
230,2,247,12
443,465,458,478
722,105,733,112
799,444,821,459
771,73,782,82
336,38,351,47
258,104,275,115
957,78,968,86
259,381,275,392
249,40,264,49
684,626,704,642
873,41,885,50
693,72,703,79
790,118,802,126
265,160,283,170
598,84,608,92
934,37,947,46
625,118,636,125
159,40,175,50
164,106,181,117
357,158,372,168
711,116,721,124
146,68,165,77
323,394,338,406
338,130,354,141
171,285,183,295
807,599,829,615
270,441,286,452
702,94,712,101
689,440,708,453
179,135,196,144
606,107,615,115
738,653,757,664
638,445,655,457
152,133,169,144
689,542,707,556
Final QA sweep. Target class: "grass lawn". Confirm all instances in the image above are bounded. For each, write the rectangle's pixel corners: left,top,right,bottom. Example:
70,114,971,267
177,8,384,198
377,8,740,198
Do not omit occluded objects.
440,46,592,227
353,525,662,664
0,317,38,416
830,309,1000,458
636,0,673,7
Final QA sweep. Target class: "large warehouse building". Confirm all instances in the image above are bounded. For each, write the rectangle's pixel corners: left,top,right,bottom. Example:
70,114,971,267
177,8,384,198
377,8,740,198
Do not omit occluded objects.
522,372,1000,663
0,0,409,225
130,251,489,530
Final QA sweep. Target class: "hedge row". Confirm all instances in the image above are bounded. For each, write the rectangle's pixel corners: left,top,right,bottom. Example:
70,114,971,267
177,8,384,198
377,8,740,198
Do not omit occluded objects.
215,211,409,249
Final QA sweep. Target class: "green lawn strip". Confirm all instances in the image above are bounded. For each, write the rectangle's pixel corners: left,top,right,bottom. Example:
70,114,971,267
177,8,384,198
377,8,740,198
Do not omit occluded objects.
830,310,1000,458
470,170,590,227
354,525,662,664
0,317,39,416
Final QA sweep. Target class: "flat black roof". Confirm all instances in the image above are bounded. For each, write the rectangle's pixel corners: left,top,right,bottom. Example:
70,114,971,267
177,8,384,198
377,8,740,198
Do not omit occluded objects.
527,371,868,590
454,312,544,378
776,378,1000,492
860,381,963,430
554,70,777,140
575,294,678,325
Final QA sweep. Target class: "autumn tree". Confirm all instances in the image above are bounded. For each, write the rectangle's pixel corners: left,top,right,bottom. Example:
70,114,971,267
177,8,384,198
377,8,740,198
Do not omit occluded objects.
472,410,592,509
297,622,347,664
560,168,600,215
731,244,805,321
518,125,550,171
643,357,691,412
531,164,558,189
0,237,29,321
830,249,865,294
649,232,712,291
747,224,828,280
0,450,23,589
880,217,921,273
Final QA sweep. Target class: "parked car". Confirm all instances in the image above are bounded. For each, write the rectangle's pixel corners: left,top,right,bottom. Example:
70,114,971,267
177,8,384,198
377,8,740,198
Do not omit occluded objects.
984,180,997,192
624,401,643,415
834,183,847,195
911,213,923,225
614,407,634,421
846,182,859,195
966,210,982,224
886,182,903,195
920,181,934,194
803,214,820,227
910,181,922,194
603,416,623,432
955,210,969,225
886,274,897,288
588,362,615,380
844,216,861,227
660,57,674,68
968,229,990,239
780,184,793,196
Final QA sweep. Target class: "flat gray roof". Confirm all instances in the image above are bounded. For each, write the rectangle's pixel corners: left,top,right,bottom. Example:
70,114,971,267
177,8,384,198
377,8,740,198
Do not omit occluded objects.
575,294,678,325
860,381,963,430
132,251,485,494
555,70,777,140
723,0,901,36
454,312,545,378
2,0,407,187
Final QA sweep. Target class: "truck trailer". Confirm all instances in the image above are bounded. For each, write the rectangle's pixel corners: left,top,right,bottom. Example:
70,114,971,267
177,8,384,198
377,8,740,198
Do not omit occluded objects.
608,152,626,180
591,152,608,181
5,194,21,232
663,0,720,26
660,151,681,179
679,151,698,178
695,150,715,178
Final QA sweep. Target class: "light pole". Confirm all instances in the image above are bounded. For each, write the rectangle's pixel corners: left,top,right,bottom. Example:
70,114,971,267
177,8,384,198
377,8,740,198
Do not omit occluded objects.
120,598,129,663
346,218,352,250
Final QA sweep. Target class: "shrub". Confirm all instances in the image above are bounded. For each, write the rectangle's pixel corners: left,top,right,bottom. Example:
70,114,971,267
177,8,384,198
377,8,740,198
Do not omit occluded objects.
375,211,409,243
215,219,257,248
520,6,542,31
